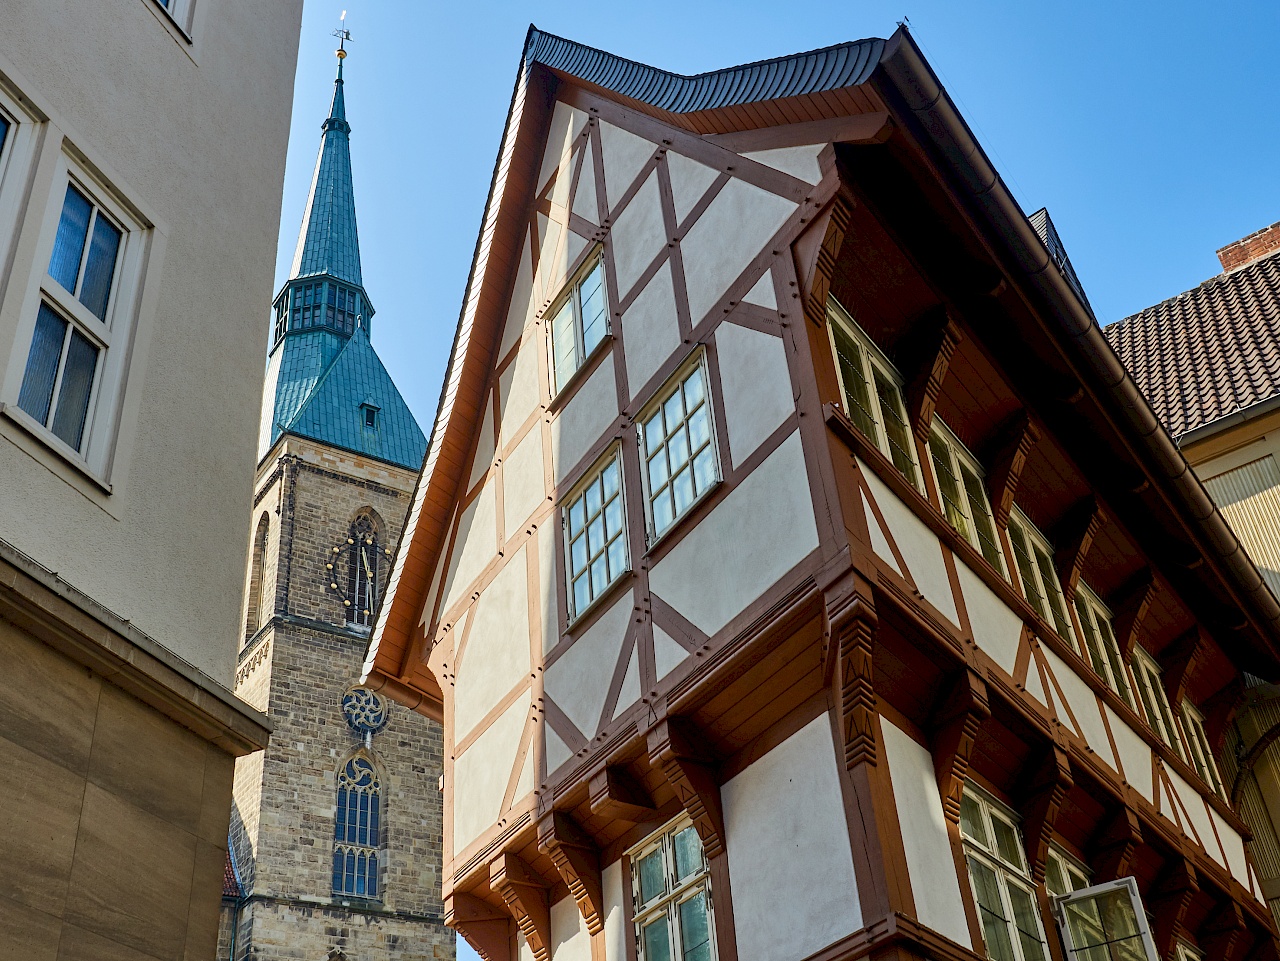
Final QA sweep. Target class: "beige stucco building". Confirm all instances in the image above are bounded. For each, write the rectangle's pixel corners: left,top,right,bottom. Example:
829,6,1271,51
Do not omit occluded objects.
0,0,301,956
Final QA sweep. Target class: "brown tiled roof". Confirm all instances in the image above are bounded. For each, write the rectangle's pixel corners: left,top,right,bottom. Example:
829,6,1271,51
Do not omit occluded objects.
1104,248,1280,438
223,846,242,899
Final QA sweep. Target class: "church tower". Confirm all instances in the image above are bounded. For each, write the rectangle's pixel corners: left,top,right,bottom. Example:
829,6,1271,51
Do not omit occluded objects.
221,41,451,961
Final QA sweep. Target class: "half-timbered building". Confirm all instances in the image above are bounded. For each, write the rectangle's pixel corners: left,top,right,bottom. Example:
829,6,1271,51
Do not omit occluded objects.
364,25,1280,961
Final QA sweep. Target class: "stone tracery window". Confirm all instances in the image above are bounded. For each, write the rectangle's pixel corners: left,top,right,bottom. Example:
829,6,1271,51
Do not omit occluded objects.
333,755,382,899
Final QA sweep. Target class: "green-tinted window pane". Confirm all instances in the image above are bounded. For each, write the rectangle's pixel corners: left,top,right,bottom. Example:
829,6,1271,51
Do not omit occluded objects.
673,827,702,881
642,916,672,961
959,794,988,847
873,369,917,486
638,849,665,904
831,323,876,439
1034,545,1072,640
1007,883,1047,961
990,815,1024,871
1009,522,1045,618
960,463,1003,569
1045,855,1067,899
1064,889,1148,961
967,856,1016,961
930,434,970,540
1097,616,1133,706
1076,596,1110,679
679,892,711,961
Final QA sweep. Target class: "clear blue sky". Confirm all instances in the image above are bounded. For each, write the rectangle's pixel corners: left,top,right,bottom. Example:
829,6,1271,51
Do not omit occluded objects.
273,4,1279,956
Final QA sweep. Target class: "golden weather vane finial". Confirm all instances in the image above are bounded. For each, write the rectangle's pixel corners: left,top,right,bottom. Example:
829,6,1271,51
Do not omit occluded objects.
333,10,352,60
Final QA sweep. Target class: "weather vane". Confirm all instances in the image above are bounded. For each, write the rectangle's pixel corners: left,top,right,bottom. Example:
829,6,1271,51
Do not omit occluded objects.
333,10,352,60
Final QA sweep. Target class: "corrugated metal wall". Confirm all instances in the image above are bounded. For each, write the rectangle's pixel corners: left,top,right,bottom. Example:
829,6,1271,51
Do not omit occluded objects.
1203,456,1280,598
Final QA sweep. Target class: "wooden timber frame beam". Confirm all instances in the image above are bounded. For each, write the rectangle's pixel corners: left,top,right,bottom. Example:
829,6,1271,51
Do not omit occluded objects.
490,852,552,960
796,193,854,330
588,764,657,823
1090,805,1144,880
1053,495,1106,604
1111,568,1156,660
1203,899,1248,961
445,892,512,961
1151,856,1199,959
904,306,965,445
822,571,879,771
1020,744,1073,884
930,666,991,824
1162,626,1208,706
537,811,605,936
986,410,1042,529
647,717,726,859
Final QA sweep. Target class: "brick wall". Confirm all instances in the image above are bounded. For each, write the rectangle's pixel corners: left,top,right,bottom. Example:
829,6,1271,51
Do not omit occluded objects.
1217,220,1280,272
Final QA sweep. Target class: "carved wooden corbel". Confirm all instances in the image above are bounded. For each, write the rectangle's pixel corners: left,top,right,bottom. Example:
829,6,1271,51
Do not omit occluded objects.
588,764,657,823
795,196,854,328
1053,496,1106,603
1202,677,1244,756
1091,806,1143,880
930,667,991,824
986,411,1041,528
490,853,551,960
1111,569,1156,660
1151,857,1199,959
445,892,511,961
1020,745,1073,884
904,308,964,444
1203,899,1247,961
537,812,604,935
822,581,879,771
647,717,725,859
1162,627,1207,706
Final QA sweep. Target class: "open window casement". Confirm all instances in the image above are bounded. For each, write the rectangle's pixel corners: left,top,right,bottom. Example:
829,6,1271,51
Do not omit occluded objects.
1052,876,1158,961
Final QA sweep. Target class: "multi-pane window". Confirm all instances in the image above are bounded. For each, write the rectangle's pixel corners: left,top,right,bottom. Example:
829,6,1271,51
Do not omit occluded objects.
549,255,608,393
631,819,715,961
1052,877,1158,961
333,756,381,898
1045,848,1091,901
17,177,130,457
275,280,363,342
1131,648,1186,761
1181,701,1224,797
639,359,719,539
564,449,629,619
347,515,379,628
960,786,1050,961
1073,585,1136,710
1174,942,1205,961
1008,510,1075,648
928,419,1004,572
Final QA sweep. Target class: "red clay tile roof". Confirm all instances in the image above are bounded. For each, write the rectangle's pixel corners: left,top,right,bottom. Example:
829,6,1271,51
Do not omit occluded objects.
223,846,242,899
1105,248,1280,438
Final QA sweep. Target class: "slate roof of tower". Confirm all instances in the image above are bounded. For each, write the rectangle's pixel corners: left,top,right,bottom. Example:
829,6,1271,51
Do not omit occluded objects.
1028,208,1094,319
1104,247,1280,438
290,61,363,286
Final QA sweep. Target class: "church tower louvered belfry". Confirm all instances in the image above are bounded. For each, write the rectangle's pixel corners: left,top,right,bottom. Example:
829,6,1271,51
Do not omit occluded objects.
219,40,451,961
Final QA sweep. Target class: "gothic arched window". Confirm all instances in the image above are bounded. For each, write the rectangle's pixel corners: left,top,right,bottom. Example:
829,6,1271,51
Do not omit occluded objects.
348,514,378,627
333,755,381,898
244,513,270,643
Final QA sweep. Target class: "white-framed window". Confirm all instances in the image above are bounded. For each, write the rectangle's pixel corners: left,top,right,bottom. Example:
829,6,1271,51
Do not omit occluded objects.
1008,509,1075,648
826,297,920,489
563,447,629,620
152,0,194,34
548,253,608,394
960,785,1051,961
630,817,716,961
1174,941,1205,961
7,156,144,480
1130,647,1187,762
638,356,720,541
1044,847,1091,901
1073,584,1136,711
928,418,1005,573
1052,877,1158,961
1180,700,1224,798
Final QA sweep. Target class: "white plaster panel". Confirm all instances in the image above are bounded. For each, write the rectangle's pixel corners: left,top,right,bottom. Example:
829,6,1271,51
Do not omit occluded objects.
743,270,777,309
1168,767,1224,866
550,894,592,961
621,261,681,397
723,715,861,961
538,523,560,655
551,359,618,485
1212,807,1250,888
546,723,572,776
715,322,794,467
1024,655,1046,706
539,101,588,193
454,546,530,741
653,625,687,680
572,140,599,225
599,121,656,208
544,221,588,303
1107,708,1153,800
454,695,529,852
955,559,1021,673
499,338,542,444
610,171,666,298
667,150,719,224
518,933,535,961
499,234,535,361
535,213,565,305
441,480,498,613
649,431,818,636
1040,648,1116,771
743,144,826,184
862,490,903,577
882,719,972,948
544,593,632,738
615,643,640,721
680,178,796,325
860,460,959,626
603,860,627,961
503,426,547,543
469,396,496,492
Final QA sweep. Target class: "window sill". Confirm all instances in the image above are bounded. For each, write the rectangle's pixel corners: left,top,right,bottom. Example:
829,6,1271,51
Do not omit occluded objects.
547,333,614,416
0,403,112,494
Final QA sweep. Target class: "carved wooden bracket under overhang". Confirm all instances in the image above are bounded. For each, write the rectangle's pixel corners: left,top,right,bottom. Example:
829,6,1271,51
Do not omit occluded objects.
1090,805,1144,880
986,411,1042,529
588,764,657,823
1053,496,1106,604
1111,569,1156,660
647,717,726,860
1202,677,1244,757
1162,627,1208,706
1151,856,1199,959
1203,899,1248,961
930,667,991,824
820,569,879,771
794,195,854,329
904,307,964,444
445,892,512,961
490,853,551,960
1020,745,1073,884
537,811,605,936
